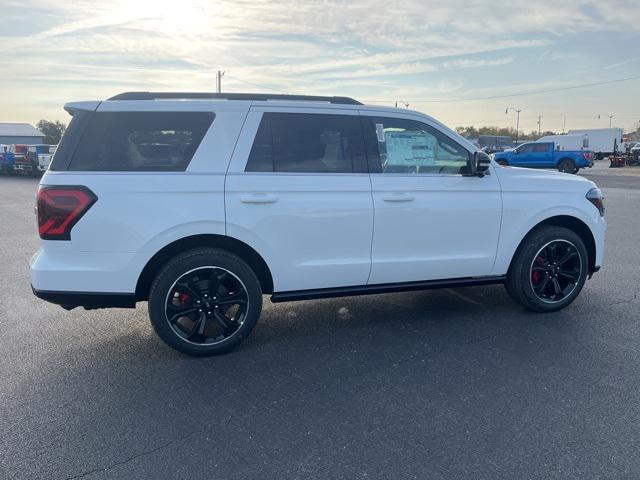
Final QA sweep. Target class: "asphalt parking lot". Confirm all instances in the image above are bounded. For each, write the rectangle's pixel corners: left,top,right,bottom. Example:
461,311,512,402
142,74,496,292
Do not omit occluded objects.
1,166,639,480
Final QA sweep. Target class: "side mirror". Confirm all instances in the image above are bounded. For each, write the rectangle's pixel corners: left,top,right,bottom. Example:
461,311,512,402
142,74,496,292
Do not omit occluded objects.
471,151,491,177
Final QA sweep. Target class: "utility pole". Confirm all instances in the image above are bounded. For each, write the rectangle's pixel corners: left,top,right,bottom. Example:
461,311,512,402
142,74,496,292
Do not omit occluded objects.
562,114,566,134
537,115,542,136
597,113,614,128
216,70,225,93
505,107,522,143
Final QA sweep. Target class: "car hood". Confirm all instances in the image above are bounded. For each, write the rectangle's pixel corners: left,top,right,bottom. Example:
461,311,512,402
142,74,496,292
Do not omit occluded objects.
493,164,597,193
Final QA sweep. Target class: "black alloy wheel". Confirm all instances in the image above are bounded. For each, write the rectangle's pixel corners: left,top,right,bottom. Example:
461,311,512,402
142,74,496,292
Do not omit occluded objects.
529,240,582,303
165,266,248,345
148,248,263,356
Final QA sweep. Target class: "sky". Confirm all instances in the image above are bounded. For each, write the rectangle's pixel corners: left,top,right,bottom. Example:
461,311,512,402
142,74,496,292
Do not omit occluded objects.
0,0,639,133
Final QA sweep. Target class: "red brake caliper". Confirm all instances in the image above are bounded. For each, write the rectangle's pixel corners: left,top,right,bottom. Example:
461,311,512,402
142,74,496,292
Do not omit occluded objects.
532,256,545,284
178,291,191,305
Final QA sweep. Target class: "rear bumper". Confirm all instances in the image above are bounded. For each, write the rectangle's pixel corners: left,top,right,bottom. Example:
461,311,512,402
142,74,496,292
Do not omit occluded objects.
31,286,136,310
13,164,33,171
32,287,136,309
30,247,147,294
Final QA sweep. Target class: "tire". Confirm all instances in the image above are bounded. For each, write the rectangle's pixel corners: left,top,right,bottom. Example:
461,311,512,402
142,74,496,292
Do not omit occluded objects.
148,248,263,356
596,152,603,160
497,159,509,166
557,158,577,174
505,226,589,312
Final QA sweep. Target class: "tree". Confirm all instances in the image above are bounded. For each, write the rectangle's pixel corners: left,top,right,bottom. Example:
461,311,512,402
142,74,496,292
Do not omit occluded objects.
456,125,560,142
36,120,66,144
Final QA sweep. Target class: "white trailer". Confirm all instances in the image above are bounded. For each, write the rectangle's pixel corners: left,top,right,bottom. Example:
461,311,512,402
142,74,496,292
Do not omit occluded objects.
536,133,589,151
567,128,623,159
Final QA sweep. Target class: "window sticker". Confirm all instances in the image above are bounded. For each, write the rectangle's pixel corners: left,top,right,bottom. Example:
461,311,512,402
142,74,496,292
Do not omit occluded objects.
385,131,436,166
375,123,386,143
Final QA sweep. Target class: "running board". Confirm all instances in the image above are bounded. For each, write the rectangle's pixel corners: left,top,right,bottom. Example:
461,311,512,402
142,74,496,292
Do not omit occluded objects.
270,276,506,303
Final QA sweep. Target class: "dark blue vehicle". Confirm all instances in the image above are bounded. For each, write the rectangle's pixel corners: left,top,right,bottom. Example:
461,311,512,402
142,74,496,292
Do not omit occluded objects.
493,142,594,174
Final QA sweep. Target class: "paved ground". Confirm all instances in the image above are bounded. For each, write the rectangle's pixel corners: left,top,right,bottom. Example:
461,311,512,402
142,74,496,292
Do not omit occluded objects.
0,169,639,480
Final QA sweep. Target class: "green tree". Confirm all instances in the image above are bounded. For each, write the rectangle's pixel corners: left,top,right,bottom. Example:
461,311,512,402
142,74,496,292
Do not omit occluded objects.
36,119,66,145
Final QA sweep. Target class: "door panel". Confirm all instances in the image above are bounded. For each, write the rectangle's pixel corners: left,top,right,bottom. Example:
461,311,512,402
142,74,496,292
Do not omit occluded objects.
368,174,502,283
225,109,374,292
362,113,502,284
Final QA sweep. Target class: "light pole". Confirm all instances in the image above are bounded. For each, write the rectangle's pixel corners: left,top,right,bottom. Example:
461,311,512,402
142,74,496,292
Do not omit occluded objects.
505,107,522,143
537,114,542,136
216,70,225,93
597,113,614,128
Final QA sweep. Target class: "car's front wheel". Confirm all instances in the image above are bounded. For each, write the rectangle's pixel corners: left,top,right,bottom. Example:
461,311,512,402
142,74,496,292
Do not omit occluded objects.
505,226,589,312
148,248,262,356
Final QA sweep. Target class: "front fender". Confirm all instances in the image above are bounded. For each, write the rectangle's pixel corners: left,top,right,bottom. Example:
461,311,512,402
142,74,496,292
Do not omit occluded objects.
491,203,604,275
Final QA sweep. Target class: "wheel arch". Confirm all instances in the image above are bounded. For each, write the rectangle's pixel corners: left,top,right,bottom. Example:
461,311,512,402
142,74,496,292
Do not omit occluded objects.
135,234,274,300
508,215,597,275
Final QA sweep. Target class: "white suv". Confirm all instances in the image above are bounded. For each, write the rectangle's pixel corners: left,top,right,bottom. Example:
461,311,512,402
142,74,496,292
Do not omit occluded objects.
30,92,606,356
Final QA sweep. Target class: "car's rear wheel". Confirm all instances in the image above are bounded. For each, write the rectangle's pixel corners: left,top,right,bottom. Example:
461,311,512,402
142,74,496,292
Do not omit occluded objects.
558,158,577,174
505,226,588,312
148,248,262,356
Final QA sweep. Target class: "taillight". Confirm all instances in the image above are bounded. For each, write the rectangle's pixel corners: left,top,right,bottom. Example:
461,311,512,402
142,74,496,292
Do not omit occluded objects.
36,186,97,240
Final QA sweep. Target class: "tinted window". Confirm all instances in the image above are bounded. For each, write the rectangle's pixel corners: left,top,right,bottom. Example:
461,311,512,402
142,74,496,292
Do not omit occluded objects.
517,144,535,153
534,143,550,152
362,117,470,174
245,113,366,173
67,112,214,171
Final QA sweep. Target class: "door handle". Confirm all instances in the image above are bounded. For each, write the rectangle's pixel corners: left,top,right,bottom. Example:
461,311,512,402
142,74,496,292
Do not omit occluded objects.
240,193,278,204
383,193,414,202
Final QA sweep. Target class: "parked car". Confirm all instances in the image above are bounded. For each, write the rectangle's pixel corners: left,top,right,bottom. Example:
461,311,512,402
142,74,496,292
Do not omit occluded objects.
0,144,8,172
27,144,57,173
478,135,513,152
493,141,594,173
3,144,29,174
480,145,504,155
567,128,623,160
30,92,606,356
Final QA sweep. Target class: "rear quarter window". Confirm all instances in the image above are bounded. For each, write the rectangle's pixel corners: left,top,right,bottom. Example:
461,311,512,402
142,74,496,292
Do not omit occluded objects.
66,111,214,171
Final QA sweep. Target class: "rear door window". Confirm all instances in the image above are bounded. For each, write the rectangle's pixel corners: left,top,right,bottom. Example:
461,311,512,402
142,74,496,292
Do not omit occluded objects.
245,113,367,173
534,143,551,152
67,112,214,171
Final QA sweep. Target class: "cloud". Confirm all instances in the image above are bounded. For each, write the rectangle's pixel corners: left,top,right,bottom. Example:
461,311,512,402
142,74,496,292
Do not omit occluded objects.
1,0,639,128
442,57,515,70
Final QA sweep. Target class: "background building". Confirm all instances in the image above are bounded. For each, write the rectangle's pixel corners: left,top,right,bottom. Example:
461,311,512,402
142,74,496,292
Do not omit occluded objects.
0,123,45,144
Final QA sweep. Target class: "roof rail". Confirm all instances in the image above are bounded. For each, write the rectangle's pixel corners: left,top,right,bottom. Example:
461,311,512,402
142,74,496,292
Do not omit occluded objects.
107,92,362,105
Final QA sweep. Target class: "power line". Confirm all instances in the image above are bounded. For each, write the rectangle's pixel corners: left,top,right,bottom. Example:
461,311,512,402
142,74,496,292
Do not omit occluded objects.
362,73,640,103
